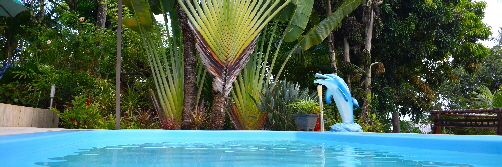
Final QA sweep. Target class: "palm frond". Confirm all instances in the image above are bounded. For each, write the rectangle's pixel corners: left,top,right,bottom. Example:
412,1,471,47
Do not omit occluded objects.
124,0,184,124
228,22,293,130
178,0,291,80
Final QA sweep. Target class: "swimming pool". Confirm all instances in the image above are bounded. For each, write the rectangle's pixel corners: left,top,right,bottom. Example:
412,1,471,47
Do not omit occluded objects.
1,130,501,166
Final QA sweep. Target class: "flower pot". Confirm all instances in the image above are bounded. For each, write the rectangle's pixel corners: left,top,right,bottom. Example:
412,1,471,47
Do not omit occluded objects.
293,114,319,131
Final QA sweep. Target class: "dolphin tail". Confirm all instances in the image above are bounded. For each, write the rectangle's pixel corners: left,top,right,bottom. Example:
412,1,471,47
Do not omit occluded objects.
352,97,359,108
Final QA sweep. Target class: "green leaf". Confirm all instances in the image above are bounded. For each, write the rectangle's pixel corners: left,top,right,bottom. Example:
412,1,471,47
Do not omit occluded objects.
298,0,363,50
272,3,295,22
149,0,176,15
169,9,182,40
493,90,502,108
122,0,154,33
124,0,133,9
283,0,314,42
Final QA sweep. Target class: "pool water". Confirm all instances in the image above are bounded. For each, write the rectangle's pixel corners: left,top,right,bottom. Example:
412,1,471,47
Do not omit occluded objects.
36,140,480,167
1,130,502,167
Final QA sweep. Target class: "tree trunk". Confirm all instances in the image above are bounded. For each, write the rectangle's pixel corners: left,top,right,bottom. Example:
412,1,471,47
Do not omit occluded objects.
359,0,375,123
326,0,337,74
39,0,45,23
343,36,351,89
65,0,79,12
392,112,400,133
178,6,197,130
96,0,107,29
210,83,227,130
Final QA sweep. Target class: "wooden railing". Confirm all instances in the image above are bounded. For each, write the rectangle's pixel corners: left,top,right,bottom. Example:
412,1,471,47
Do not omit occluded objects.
0,103,59,128
430,108,502,135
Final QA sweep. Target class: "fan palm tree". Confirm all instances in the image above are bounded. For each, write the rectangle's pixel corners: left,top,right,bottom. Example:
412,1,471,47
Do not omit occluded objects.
178,0,291,129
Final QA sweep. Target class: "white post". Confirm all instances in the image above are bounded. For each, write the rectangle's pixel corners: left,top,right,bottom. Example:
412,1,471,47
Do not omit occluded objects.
50,85,55,108
317,85,324,132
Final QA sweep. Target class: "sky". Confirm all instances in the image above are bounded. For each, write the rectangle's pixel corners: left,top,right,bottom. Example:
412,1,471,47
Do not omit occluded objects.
480,0,502,48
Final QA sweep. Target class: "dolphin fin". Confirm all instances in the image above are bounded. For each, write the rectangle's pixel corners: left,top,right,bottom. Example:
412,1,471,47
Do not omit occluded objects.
325,90,333,104
352,97,359,108
338,88,349,102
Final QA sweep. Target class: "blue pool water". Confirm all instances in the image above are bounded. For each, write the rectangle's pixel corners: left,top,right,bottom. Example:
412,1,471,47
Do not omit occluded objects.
1,130,502,167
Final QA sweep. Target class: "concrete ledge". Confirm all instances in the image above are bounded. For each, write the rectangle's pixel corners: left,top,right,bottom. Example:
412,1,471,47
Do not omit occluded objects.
0,127,72,135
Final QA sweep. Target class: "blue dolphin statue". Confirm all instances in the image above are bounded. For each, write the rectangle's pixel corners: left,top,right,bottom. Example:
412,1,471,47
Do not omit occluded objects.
314,73,359,123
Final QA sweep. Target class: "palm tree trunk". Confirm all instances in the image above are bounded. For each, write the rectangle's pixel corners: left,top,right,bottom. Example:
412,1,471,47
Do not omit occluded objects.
210,83,227,130
177,5,197,130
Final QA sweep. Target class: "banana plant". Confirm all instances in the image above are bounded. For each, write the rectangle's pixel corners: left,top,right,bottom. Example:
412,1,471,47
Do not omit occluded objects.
178,0,291,129
123,0,184,127
274,0,364,85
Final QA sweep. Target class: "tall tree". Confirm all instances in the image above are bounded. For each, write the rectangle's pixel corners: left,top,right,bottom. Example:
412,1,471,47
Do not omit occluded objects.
358,0,383,123
372,0,491,120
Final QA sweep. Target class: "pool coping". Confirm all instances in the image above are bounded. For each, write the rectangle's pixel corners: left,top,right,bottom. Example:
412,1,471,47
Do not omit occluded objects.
0,127,99,135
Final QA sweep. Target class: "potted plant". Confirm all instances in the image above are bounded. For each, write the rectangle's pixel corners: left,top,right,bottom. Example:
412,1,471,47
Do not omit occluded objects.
287,99,321,131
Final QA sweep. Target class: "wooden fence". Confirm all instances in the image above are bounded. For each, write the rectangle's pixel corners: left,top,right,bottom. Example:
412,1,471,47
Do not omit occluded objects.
0,103,59,128
430,108,502,135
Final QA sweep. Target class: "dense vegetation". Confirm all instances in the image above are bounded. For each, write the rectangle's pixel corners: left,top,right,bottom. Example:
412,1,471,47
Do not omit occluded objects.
1,0,500,134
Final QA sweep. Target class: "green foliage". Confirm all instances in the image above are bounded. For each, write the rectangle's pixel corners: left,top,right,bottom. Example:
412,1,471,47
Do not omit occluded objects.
322,104,342,131
0,1,163,130
283,0,314,42
297,0,363,50
493,86,502,108
373,0,492,118
443,127,497,135
287,99,321,114
356,113,384,132
124,0,184,126
257,81,313,131
230,24,281,130
272,0,362,88
123,0,154,32
0,81,30,105
399,121,423,134
53,95,115,129
437,53,502,109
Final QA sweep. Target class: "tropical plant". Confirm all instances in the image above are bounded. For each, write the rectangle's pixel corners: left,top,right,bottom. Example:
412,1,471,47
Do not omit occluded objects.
256,81,312,131
228,24,281,130
123,0,184,128
226,0,364,130
178,0,291,129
